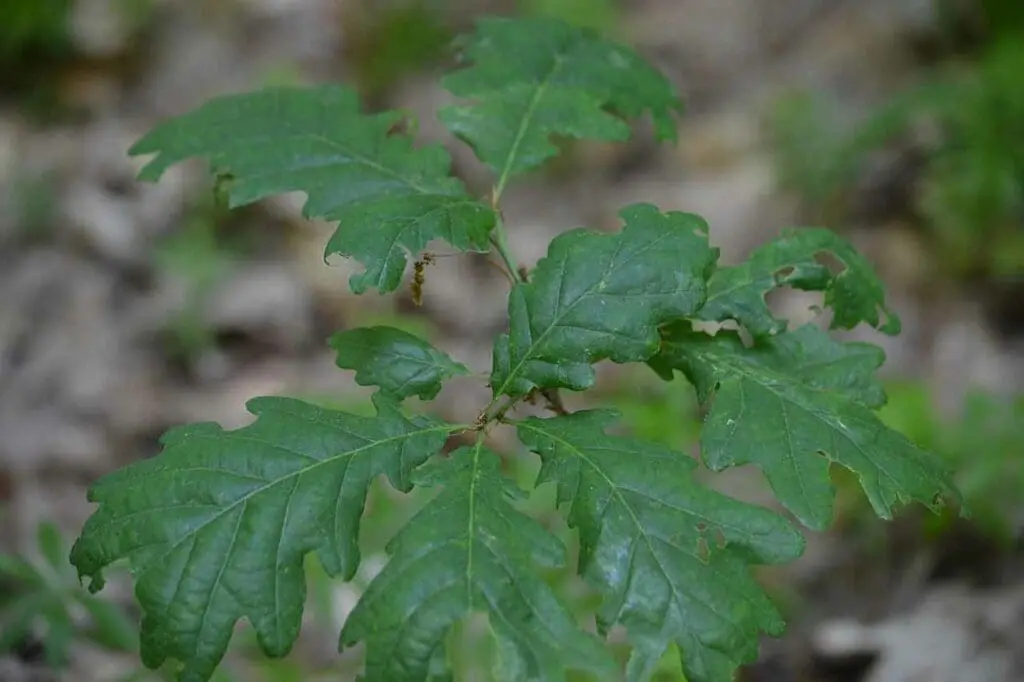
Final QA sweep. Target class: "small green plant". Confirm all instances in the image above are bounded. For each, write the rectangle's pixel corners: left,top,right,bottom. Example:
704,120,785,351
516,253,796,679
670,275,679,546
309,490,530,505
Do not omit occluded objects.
69,16,960,682
0,521,136,667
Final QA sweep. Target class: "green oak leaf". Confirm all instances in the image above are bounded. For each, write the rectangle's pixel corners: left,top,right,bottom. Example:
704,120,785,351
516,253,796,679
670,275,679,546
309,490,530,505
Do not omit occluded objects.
490,202,717,398
127,85,496,294
699,228,901,338
516,410,804,682
440,16,683,187
341,441,616,682
651,323,959,530
69,394,455,682
329,326,470,401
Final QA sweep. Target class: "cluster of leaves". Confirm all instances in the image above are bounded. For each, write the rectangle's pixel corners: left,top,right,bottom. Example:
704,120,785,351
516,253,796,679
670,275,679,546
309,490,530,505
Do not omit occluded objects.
769,34,1024,279
69,15,959,682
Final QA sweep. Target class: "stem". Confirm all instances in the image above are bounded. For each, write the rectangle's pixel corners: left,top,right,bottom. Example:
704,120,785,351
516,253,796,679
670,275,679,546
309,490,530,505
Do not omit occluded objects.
489,396,518,425
539,388,568,416
490,216,524,285
483,249,517,285
478,185,572,429
479,214,524,421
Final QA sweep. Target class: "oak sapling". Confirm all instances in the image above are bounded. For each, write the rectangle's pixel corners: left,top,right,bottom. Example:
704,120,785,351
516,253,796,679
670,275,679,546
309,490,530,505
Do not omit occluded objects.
70,15,961,682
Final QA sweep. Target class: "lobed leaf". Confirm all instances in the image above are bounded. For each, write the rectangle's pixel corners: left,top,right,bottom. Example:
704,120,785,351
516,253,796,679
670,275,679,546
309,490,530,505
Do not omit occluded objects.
491,202,717,398
651,323,960,530
70,394,456,682
329,326,470,401
699,228,900,338
340,441,616,682
516,410,804,682
128,85,496,294
440,16,683,188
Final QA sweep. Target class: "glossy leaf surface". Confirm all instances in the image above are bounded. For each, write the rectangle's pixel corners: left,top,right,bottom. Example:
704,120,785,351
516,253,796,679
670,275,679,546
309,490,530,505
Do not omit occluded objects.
341,442,617,681
517,410,804,682
491,202,717,398
70,395,454,681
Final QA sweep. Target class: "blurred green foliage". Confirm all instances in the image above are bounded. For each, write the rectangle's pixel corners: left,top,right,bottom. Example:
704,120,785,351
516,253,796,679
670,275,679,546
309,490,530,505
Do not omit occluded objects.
878,383,1024,541
976,0,1024,40
0,0,73,64
343,1,454,99
0,0,153,119
769,35,1024,280
519,0,620,32
0,521,136,668
342,0,622,101
152,201,239,365
0,0,74,115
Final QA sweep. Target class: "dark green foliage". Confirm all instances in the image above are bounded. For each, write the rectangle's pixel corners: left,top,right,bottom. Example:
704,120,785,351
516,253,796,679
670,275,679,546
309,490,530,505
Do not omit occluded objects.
340,442,617,681
516,410,804,681
700,228,901,338
439,16,682,192
491,203,716,399
71,395,457,682
343,1,454,98
650,324,959,530
70,15,960,682
129,85,497,295
878,384,1024,541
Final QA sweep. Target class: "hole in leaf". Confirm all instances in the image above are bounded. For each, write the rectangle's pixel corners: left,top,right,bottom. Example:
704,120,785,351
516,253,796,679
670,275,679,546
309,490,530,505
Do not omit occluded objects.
763,284,830,331
813,249,847,276
774,265,796,279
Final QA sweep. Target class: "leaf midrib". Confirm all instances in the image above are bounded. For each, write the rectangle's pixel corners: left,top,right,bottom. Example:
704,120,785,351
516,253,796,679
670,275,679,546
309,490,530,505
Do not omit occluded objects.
516,421,733,630
493,228,678,398
132,419,458,582
691,346,910,507
492,54,566,200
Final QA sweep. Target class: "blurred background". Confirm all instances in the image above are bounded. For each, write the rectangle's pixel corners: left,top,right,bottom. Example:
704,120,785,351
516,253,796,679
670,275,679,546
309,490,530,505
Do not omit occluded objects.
1,0,1022,680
